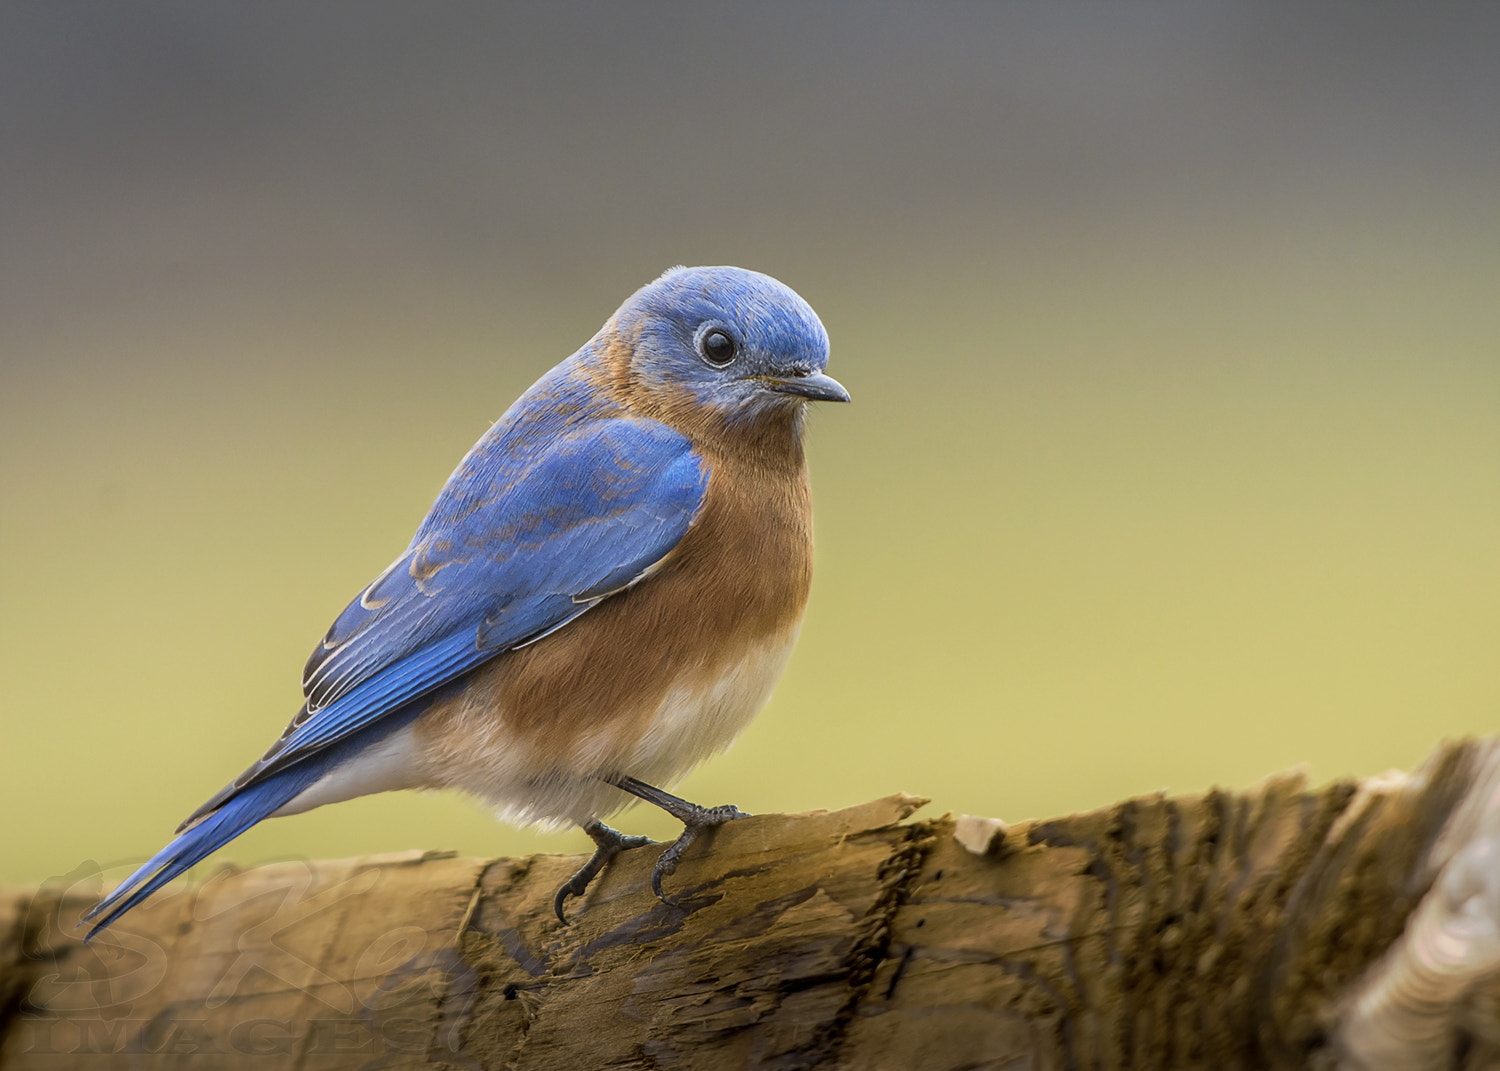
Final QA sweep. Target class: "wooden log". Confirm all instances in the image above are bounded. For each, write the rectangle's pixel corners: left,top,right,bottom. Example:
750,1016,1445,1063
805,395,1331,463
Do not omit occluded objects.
5,738,1500,1069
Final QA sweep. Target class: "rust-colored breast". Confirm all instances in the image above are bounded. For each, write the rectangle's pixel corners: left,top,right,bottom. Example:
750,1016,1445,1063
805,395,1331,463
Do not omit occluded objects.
414,437,814,773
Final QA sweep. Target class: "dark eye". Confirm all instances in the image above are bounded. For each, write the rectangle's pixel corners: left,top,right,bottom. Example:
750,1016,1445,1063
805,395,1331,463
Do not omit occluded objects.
699,328,738,366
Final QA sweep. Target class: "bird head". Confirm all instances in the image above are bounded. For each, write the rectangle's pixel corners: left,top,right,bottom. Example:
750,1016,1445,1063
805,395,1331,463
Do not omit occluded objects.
603,266,849,434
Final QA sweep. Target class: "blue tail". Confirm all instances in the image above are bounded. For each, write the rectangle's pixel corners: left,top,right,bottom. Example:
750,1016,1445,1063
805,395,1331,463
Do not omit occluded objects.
80,759,328,940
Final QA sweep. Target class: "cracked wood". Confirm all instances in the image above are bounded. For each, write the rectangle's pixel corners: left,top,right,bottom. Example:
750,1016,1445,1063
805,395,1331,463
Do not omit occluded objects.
5,742,1500,1069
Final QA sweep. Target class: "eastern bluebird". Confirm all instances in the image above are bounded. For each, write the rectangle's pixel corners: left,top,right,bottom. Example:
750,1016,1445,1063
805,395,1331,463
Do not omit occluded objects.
83,266,847,936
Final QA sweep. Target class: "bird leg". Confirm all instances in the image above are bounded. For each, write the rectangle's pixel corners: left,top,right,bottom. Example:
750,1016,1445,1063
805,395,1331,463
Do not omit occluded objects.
553,819,652,923
608,775,750,901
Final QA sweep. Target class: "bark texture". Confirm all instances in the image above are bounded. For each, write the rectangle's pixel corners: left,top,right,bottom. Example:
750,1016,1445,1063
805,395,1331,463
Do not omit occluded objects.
5,739,1500,1070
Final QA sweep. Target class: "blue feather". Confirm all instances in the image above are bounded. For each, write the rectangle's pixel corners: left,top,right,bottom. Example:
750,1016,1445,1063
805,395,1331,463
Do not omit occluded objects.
301,417,705,711
84,412,707,937
81,713,422,939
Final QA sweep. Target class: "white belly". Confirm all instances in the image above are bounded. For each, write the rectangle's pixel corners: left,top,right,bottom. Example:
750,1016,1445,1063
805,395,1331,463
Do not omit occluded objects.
276,626,799,830
618,625,799,783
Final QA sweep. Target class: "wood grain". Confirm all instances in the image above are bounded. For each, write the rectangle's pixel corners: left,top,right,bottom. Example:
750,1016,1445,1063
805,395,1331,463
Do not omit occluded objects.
6,742,1500,1069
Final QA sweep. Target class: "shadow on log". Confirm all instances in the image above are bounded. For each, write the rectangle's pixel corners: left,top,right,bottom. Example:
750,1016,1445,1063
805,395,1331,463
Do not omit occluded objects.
5,738,1500,1069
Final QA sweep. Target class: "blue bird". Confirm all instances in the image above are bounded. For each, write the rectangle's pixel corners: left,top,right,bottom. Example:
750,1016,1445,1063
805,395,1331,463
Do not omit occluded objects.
83,266,848,936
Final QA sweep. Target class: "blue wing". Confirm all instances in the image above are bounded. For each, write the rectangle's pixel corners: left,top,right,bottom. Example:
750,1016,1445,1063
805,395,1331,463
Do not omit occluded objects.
82,415,708,937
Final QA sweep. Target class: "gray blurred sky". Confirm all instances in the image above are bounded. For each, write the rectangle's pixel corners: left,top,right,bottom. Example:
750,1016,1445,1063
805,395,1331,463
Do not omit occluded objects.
4,2,1498,362
4,3,1500,881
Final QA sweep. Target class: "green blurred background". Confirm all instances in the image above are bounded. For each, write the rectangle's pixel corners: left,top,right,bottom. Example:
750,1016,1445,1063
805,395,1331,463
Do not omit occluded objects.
3,4,1497,887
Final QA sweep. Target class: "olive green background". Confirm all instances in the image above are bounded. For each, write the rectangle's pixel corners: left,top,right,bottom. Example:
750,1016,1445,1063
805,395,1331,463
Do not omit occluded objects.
3,5,1497,886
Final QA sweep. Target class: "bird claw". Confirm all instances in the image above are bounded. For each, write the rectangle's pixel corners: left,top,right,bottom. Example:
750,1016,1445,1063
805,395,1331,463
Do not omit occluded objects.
650,802,749,902
601,776,751,905
554,821,652,923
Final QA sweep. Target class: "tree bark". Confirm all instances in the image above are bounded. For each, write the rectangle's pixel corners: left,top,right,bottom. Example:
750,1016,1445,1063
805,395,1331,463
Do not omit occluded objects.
5,738,1500,1070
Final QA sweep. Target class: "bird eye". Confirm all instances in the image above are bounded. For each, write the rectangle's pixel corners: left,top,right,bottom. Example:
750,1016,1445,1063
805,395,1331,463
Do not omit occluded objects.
699,328,738,366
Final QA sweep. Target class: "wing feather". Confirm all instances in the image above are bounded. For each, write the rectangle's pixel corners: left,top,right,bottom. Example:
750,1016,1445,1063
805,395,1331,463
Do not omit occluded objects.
178,417,708,831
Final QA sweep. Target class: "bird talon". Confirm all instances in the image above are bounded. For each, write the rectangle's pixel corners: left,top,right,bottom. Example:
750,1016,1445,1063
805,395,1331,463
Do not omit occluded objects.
640,796,750,904
553,820,652,923
650,833,694,902
553,879,586,924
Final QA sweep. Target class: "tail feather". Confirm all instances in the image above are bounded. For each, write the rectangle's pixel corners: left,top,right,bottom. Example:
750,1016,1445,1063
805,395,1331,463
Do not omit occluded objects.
80,760,326,940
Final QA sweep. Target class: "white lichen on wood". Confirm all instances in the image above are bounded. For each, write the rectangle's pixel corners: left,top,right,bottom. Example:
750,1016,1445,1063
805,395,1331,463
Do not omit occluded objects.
1336,745,1500,1070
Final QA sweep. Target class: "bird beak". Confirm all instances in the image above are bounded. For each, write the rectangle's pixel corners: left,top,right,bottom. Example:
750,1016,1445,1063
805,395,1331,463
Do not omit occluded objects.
763,371,851,403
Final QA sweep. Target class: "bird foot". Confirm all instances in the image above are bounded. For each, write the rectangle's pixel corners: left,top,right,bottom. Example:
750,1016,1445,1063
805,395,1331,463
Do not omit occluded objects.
554,820,652,923
650,801,749,901
604,775,751,903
